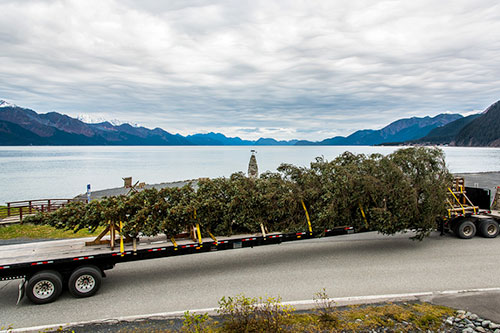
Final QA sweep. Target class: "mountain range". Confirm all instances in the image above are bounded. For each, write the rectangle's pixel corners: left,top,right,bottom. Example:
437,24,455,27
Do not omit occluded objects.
296,113,462,145
451,100,500,146
411,100,500,147
0,101,299,146
0,99,498,146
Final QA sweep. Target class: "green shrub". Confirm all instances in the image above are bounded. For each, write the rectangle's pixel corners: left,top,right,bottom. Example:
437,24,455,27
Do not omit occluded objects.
313,288,338,323
182,311,215,333
217,294,294,332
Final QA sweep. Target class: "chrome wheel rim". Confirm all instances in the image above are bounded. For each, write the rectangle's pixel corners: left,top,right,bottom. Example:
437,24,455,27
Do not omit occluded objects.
33,280,55,299
463,225,473,237
487,224,497,236
75,274,95,293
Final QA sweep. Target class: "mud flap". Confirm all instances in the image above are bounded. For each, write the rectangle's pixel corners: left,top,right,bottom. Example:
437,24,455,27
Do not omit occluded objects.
17,278,26,305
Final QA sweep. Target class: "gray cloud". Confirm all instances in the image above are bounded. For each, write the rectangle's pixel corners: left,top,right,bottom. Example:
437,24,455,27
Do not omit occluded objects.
0,0,499,140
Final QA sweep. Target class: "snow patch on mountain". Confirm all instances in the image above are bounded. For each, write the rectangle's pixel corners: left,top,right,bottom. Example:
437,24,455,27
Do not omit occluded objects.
0,100,18,108
77,114,140,127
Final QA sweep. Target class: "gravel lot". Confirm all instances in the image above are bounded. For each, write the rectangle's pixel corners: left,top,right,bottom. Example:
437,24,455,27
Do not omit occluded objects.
456,172,500,195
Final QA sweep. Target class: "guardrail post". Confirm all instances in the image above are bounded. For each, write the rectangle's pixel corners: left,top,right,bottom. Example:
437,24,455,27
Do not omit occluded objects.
29,201,32,214
41,204,44,212
48,199,51,212
19,208,23,224
7,203,10,217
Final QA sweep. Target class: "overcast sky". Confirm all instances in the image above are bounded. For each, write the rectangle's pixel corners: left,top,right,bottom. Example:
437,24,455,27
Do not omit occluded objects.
0,0,499,140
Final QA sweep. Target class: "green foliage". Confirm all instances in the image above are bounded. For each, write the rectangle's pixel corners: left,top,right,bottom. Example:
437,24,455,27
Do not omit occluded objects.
209,292,453,332
389,147,452,240
0,324,14,333
217,294,295,332
195,177,235,235
27,147,452,240
313,288,338,323
158,185,197,238
24,201,88,232
182,311,215,333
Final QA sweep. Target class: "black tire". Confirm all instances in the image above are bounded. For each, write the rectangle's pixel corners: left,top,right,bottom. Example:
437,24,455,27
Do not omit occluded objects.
479,219,499,238
68,266,102,298
26,270,63,304
456,219,476,239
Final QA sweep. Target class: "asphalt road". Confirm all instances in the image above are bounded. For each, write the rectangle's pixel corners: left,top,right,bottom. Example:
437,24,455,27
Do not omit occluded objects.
1,231,500,330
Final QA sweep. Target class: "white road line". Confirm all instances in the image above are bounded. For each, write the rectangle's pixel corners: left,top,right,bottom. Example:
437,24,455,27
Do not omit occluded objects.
5,287,500,333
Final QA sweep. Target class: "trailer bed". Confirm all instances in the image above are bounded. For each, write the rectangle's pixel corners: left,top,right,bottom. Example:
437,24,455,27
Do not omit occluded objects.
489,210,500,218
0,227,353,281
0,233,265,266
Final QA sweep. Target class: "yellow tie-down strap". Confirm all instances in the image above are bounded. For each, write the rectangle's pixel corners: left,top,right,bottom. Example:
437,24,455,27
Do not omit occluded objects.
208,230,218,245
196,223,203,247
119,220,124,256
171,237,178,250
301,199,313,235
448,187,466,214
359,203,368,228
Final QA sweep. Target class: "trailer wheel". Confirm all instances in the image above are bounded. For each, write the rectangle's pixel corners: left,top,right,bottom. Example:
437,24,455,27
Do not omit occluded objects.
456,219,476,239
68,266,102,298
26,270,63,304
479,219,499,238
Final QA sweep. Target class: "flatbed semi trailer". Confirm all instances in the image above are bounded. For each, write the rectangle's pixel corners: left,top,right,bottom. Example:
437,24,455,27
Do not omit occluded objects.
0,226,353,305
1,184,498,305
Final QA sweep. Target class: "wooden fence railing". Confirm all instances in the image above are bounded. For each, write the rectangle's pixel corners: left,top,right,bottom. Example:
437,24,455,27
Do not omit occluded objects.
0,199,77,223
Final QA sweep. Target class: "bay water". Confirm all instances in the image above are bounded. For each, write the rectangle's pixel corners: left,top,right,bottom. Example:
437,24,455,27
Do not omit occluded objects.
1,146,499,205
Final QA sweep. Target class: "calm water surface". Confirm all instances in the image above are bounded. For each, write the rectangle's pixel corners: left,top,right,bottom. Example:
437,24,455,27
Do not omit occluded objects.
1,146,499,205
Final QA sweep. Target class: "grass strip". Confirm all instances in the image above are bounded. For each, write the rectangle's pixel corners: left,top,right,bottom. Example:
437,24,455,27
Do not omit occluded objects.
185,302,456,332
56,301,456,332
286,302,455,332
0,205,34,219
0,223,104,240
